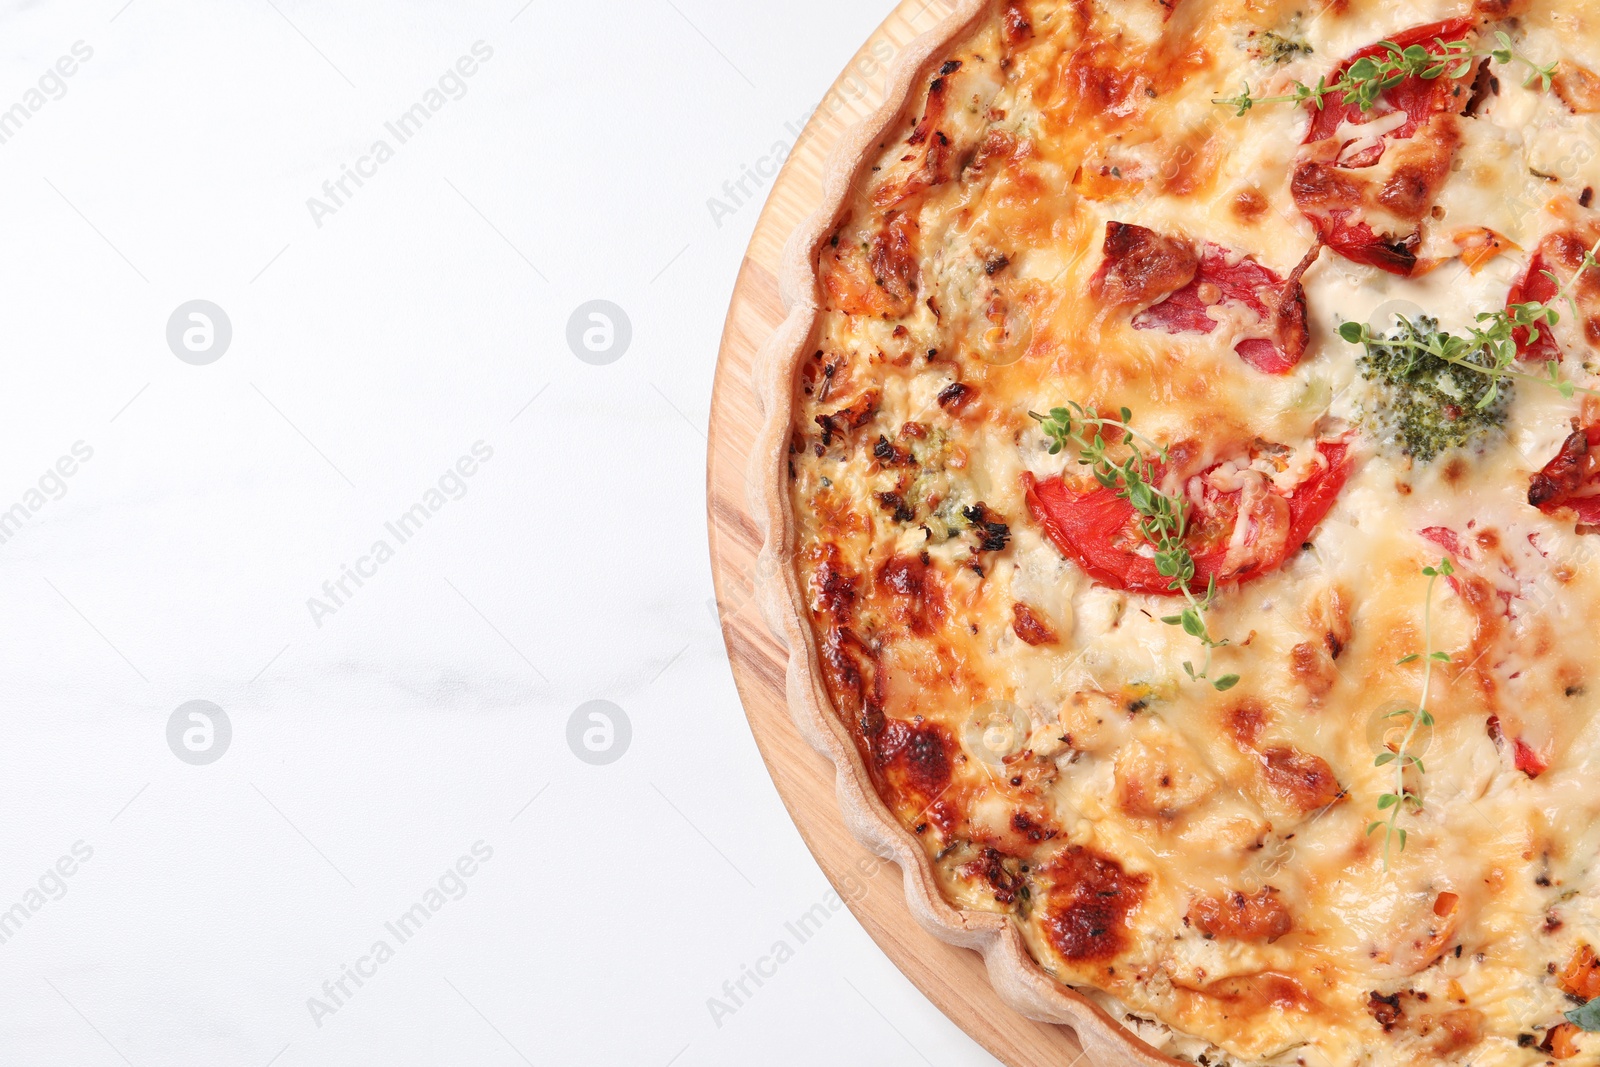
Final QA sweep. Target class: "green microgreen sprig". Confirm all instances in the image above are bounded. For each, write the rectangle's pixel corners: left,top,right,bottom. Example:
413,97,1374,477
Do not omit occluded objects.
1029,404,1238,692
1339,237,1600,409
1216,31,1557,117
1368,557,1454,870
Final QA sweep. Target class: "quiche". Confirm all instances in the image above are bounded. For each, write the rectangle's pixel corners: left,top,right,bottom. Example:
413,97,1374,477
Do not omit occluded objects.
752,0,1600,1064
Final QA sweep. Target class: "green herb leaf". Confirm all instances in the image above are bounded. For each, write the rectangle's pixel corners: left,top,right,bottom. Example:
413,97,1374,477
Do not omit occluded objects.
1371,560,1455,870
1567,997,1600,1032
1216,35,1558,115
1345,261,1600,460
1030,402,1236,687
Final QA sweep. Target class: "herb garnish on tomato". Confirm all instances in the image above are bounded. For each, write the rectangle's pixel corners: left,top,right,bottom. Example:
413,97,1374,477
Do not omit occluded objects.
1215,28,1556,116
1025,404,1237,690
1023,405,1352,690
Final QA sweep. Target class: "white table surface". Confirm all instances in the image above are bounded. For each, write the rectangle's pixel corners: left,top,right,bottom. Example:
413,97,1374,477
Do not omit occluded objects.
0,1,1003,1064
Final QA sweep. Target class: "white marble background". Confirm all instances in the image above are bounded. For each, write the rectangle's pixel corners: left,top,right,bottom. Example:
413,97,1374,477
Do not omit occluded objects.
0,1,1004,1064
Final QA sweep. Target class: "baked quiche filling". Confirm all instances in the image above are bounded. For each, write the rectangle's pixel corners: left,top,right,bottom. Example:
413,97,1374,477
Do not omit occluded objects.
785,0,1600,1062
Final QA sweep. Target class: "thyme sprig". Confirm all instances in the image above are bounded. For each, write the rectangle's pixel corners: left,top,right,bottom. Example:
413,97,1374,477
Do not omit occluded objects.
1339,236,1600,409
1368,557,1453,870
1216,31,1557,116
1029,404,1239,691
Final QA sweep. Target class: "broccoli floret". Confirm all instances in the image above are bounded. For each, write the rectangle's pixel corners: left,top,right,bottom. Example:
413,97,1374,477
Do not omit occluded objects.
1358,316,1510,463
1251,30,1313,64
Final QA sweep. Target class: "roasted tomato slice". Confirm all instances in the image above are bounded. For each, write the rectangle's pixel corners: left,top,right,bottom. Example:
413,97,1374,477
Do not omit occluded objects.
1529,422,1600,523
1089,221,1199,312
1507,229,1600,362
1133,243,1311,374
1094,222,1311,374
1291,19,1477,276
1023,440,1352,595
1300,19,1478,145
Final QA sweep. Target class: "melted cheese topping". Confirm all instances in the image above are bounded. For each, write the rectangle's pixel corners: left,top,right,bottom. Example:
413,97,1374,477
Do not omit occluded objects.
789,1,1600,1064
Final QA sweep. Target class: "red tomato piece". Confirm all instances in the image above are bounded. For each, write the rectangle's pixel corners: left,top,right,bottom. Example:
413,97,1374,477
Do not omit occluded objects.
1507,248,1563,363
1291,19,1477,276
1417,525,1488,607
1132,244,1310,374
1513,737,1551,777
1302,19,1478,146
1023,441,1352,596
1418,525,1463,558
1529,423,1600,524
1507,229,1600,362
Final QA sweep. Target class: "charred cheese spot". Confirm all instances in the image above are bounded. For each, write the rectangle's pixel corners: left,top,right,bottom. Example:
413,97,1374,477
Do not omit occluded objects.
1290,641,1338,699
1000,0,1032,50
1037,846,1148,963
813,388,880,447
1226,699,1267,747
1258,746,1344,814
1116,735,1217,820
1418,1008,1486,1056
1187,886,1293,942
1367,991,1485,1054
956,846,1025,906
1554,63,1600,114
1310,582,1353,660
868,214,921,317
1200,972,1316,1011
1011,601,1058,645
1232,187,1268,222
871,718,954,812
1367,990,1404,1032
1475,0,1532,14
877,554,947,636
807,544,858,622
